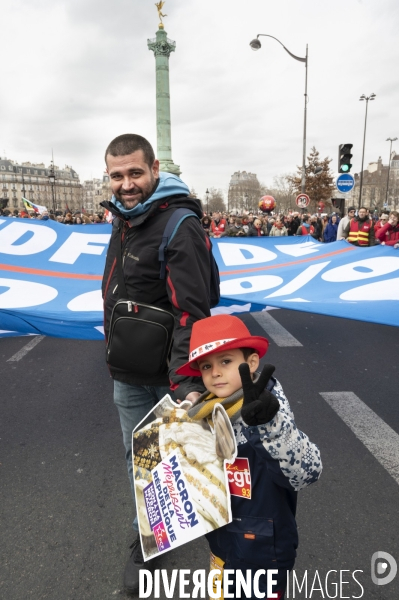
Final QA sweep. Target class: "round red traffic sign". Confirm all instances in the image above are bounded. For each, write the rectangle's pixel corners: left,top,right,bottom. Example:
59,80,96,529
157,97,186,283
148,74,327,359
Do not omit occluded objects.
295,193,310,208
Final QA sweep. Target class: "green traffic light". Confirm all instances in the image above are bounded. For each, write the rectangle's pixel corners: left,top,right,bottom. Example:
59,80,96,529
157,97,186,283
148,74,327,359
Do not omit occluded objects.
341,165,349,172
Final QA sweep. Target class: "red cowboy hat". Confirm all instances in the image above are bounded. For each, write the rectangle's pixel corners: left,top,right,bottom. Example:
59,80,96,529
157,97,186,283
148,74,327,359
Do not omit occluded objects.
176,314,268,377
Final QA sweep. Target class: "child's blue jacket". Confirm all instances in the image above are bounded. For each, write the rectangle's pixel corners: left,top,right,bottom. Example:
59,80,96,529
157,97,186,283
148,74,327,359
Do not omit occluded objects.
206,377,322,568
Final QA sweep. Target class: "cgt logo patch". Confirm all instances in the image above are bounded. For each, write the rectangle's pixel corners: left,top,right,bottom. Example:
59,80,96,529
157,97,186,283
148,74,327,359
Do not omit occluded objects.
226,457,251,499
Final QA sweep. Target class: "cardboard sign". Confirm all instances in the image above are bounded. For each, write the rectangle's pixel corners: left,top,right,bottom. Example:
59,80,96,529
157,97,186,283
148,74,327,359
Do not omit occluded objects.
133,395,237,561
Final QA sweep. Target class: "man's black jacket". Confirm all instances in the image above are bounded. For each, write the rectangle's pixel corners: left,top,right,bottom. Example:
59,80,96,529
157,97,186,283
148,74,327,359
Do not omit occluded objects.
101,195,212,399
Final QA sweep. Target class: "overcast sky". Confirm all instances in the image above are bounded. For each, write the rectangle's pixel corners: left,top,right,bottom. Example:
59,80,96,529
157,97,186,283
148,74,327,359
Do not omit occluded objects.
2,0,398,200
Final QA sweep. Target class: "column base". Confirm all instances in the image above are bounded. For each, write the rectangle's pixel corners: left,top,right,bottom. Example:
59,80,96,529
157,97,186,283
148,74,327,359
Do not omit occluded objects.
159,160,181,177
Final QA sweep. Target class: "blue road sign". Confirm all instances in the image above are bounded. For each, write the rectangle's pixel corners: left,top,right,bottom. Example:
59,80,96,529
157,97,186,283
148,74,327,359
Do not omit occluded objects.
336,173,355,194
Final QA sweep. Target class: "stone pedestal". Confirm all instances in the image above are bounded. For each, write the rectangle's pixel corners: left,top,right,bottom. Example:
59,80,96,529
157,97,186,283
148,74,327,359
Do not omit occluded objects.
148,28,181,176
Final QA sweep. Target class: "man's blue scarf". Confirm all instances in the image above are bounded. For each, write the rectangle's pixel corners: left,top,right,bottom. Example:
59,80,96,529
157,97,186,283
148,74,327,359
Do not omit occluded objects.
112,171,190,218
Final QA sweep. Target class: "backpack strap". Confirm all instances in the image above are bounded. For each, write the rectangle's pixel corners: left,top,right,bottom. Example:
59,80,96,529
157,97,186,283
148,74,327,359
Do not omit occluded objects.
115,221,128,299
158,208,199,279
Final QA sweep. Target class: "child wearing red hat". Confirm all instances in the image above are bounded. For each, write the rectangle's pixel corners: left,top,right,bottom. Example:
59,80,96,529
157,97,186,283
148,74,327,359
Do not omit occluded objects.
177,314,322,600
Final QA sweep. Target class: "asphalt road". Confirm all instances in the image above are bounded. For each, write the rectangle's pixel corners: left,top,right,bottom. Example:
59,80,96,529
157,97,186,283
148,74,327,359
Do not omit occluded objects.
1,309,398,600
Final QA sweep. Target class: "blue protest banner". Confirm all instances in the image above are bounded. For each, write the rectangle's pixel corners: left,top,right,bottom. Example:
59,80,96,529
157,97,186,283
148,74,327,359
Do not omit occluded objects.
211,237,399,326
0,218,109,339
0,218,398,338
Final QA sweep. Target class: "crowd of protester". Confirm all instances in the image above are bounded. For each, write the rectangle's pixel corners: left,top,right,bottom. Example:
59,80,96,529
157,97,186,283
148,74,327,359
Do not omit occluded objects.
201,207,399,248
0,203,398,248
0,208,108,224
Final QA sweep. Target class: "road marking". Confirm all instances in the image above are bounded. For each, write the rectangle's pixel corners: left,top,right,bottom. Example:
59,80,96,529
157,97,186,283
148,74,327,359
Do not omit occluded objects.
252,311,303,347
320,392,399,485
7,335,45,362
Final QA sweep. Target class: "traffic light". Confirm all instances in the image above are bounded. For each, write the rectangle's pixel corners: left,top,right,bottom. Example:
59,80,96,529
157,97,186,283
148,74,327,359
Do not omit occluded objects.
338,144,353,173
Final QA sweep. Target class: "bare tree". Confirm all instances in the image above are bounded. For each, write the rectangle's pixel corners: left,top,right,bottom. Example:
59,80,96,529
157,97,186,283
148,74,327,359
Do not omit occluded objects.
207,188,226,213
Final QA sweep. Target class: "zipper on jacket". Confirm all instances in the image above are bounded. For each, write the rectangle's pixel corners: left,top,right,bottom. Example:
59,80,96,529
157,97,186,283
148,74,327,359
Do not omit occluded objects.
127,301,139,313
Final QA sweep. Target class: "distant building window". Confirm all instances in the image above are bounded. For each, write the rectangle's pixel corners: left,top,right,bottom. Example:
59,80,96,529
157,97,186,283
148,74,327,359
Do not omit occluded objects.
27,169,31,174
1,166,5,170
13,199,18,208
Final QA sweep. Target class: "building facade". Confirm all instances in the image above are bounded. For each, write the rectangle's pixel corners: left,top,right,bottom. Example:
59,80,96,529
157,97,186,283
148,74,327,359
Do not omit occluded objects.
227,171,261,212
344,151,399,211
82,174,111,212
0,157,82,212
388,152,399,208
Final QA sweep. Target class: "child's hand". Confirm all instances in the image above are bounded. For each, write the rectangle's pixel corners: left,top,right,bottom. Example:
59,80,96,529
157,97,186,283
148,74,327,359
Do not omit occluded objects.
239,363,280,426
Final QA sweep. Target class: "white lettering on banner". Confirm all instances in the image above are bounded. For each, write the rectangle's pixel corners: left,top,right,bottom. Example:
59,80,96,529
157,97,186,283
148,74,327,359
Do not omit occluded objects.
67,290,103,311
217,243,277,266
266,262,330,298
274,241,321,257
340,277,399,301
322,257,399,282
0,278,58,308
220,275,282,296
0,222,57,255
49,232,111,264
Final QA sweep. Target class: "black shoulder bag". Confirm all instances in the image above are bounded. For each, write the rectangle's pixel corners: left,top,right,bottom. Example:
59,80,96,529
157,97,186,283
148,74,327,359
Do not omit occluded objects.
106,224,175,377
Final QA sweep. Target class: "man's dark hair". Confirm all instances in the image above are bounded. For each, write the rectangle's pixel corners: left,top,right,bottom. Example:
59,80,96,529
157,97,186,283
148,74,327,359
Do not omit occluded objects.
105,134,155,167
347,206,356,213
302,215,309,222
359,206,368,212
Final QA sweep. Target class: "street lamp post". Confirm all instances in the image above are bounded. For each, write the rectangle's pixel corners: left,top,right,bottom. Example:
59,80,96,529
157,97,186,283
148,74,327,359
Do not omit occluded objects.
205,188,209,214
358,93,376,208
48,160,56,214
386,137,398,207
21,170,26,203
250,34,308,193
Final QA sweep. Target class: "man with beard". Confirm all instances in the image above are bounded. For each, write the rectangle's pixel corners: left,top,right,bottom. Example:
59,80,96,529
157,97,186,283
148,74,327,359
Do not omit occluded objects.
101,134,212,593
343,206,375,246
210,210,227,237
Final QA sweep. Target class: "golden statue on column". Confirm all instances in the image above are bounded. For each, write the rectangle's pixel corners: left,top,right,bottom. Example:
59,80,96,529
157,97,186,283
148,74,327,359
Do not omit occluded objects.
155,1,167,28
